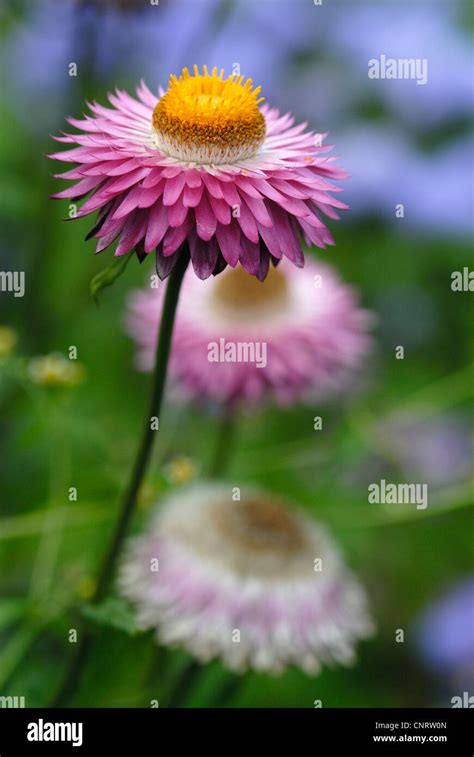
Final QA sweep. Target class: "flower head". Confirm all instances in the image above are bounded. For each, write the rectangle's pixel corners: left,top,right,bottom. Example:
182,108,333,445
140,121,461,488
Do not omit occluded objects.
125,257,372,408
27,353,86,388
376,411,473,489
414,577,474,679
0,326,18,359
165,456,198,486
119,482,374,674
50,66,347,280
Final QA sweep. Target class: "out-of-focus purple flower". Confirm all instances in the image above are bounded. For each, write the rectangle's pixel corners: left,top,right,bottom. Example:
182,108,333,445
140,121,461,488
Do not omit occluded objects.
376,412,473,489
400,136,474,237
191,0,317,111
333,125,473,236
285,62,366,132
2,0,314,134
109,0,223,85
329,0,473,126
1,0,221,133
333,124,417,217
414,578,474,683
1,0,76,132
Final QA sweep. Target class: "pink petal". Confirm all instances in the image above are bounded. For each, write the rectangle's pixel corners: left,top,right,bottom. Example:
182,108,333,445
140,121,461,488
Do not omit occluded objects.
202,174,224,199
142,170,165,189
144,203,169,252
215,222,241,267
240,194,272,228
115,210,147,256
208,195,231,225
239,236,261,275
195,194,217,241
221,182,240,206
112,185,144,219
162,216,191,256
51,175,103,199
235,195,259,243
167,202,188,228
183,184,204,208
163,173,186,206
103,166,150,195
271,205,304,266
184,170,202,188
190,232,218,279
138,186,164,209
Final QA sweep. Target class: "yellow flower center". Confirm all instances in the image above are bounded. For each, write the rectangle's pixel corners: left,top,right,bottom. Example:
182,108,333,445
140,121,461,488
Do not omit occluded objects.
212,264,290,321
152,65,266,165
212,495,304,555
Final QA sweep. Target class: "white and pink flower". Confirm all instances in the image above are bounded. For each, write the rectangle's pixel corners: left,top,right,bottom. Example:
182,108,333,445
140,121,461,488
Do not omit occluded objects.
119,482,375,674
125,257,373,407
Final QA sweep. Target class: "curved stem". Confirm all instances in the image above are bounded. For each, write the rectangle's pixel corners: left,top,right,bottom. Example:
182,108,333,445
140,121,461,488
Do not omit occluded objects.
51,248,189,707
95,253,188,600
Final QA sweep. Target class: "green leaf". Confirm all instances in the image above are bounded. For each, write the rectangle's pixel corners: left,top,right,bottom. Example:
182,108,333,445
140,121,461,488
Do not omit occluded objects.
90,255,132,302
0,599,27,633
0,626,39,689
81,597,138,636
0,505,111,541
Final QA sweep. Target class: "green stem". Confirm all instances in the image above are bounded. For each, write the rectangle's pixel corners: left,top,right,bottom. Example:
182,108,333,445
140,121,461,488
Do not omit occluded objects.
208,406,238,478
165,408,240,708
50,248,189,707
167,661,202,708
29,399,70,602
211,674,242,708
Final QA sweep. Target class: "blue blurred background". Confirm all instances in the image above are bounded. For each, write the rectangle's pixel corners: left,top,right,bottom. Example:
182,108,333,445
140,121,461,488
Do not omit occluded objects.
0,0,472,707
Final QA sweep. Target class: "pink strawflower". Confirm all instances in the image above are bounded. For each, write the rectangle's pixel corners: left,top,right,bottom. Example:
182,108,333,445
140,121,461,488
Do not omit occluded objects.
125,257,373,408
50,65,348,280
119,482,375,674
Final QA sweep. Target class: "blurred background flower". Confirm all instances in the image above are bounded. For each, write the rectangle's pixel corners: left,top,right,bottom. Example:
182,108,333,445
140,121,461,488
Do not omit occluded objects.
414,577,474,700
125,258,373,409
375,411,473,490
0,325,17,359
119,483,374,675
27,352,86,388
